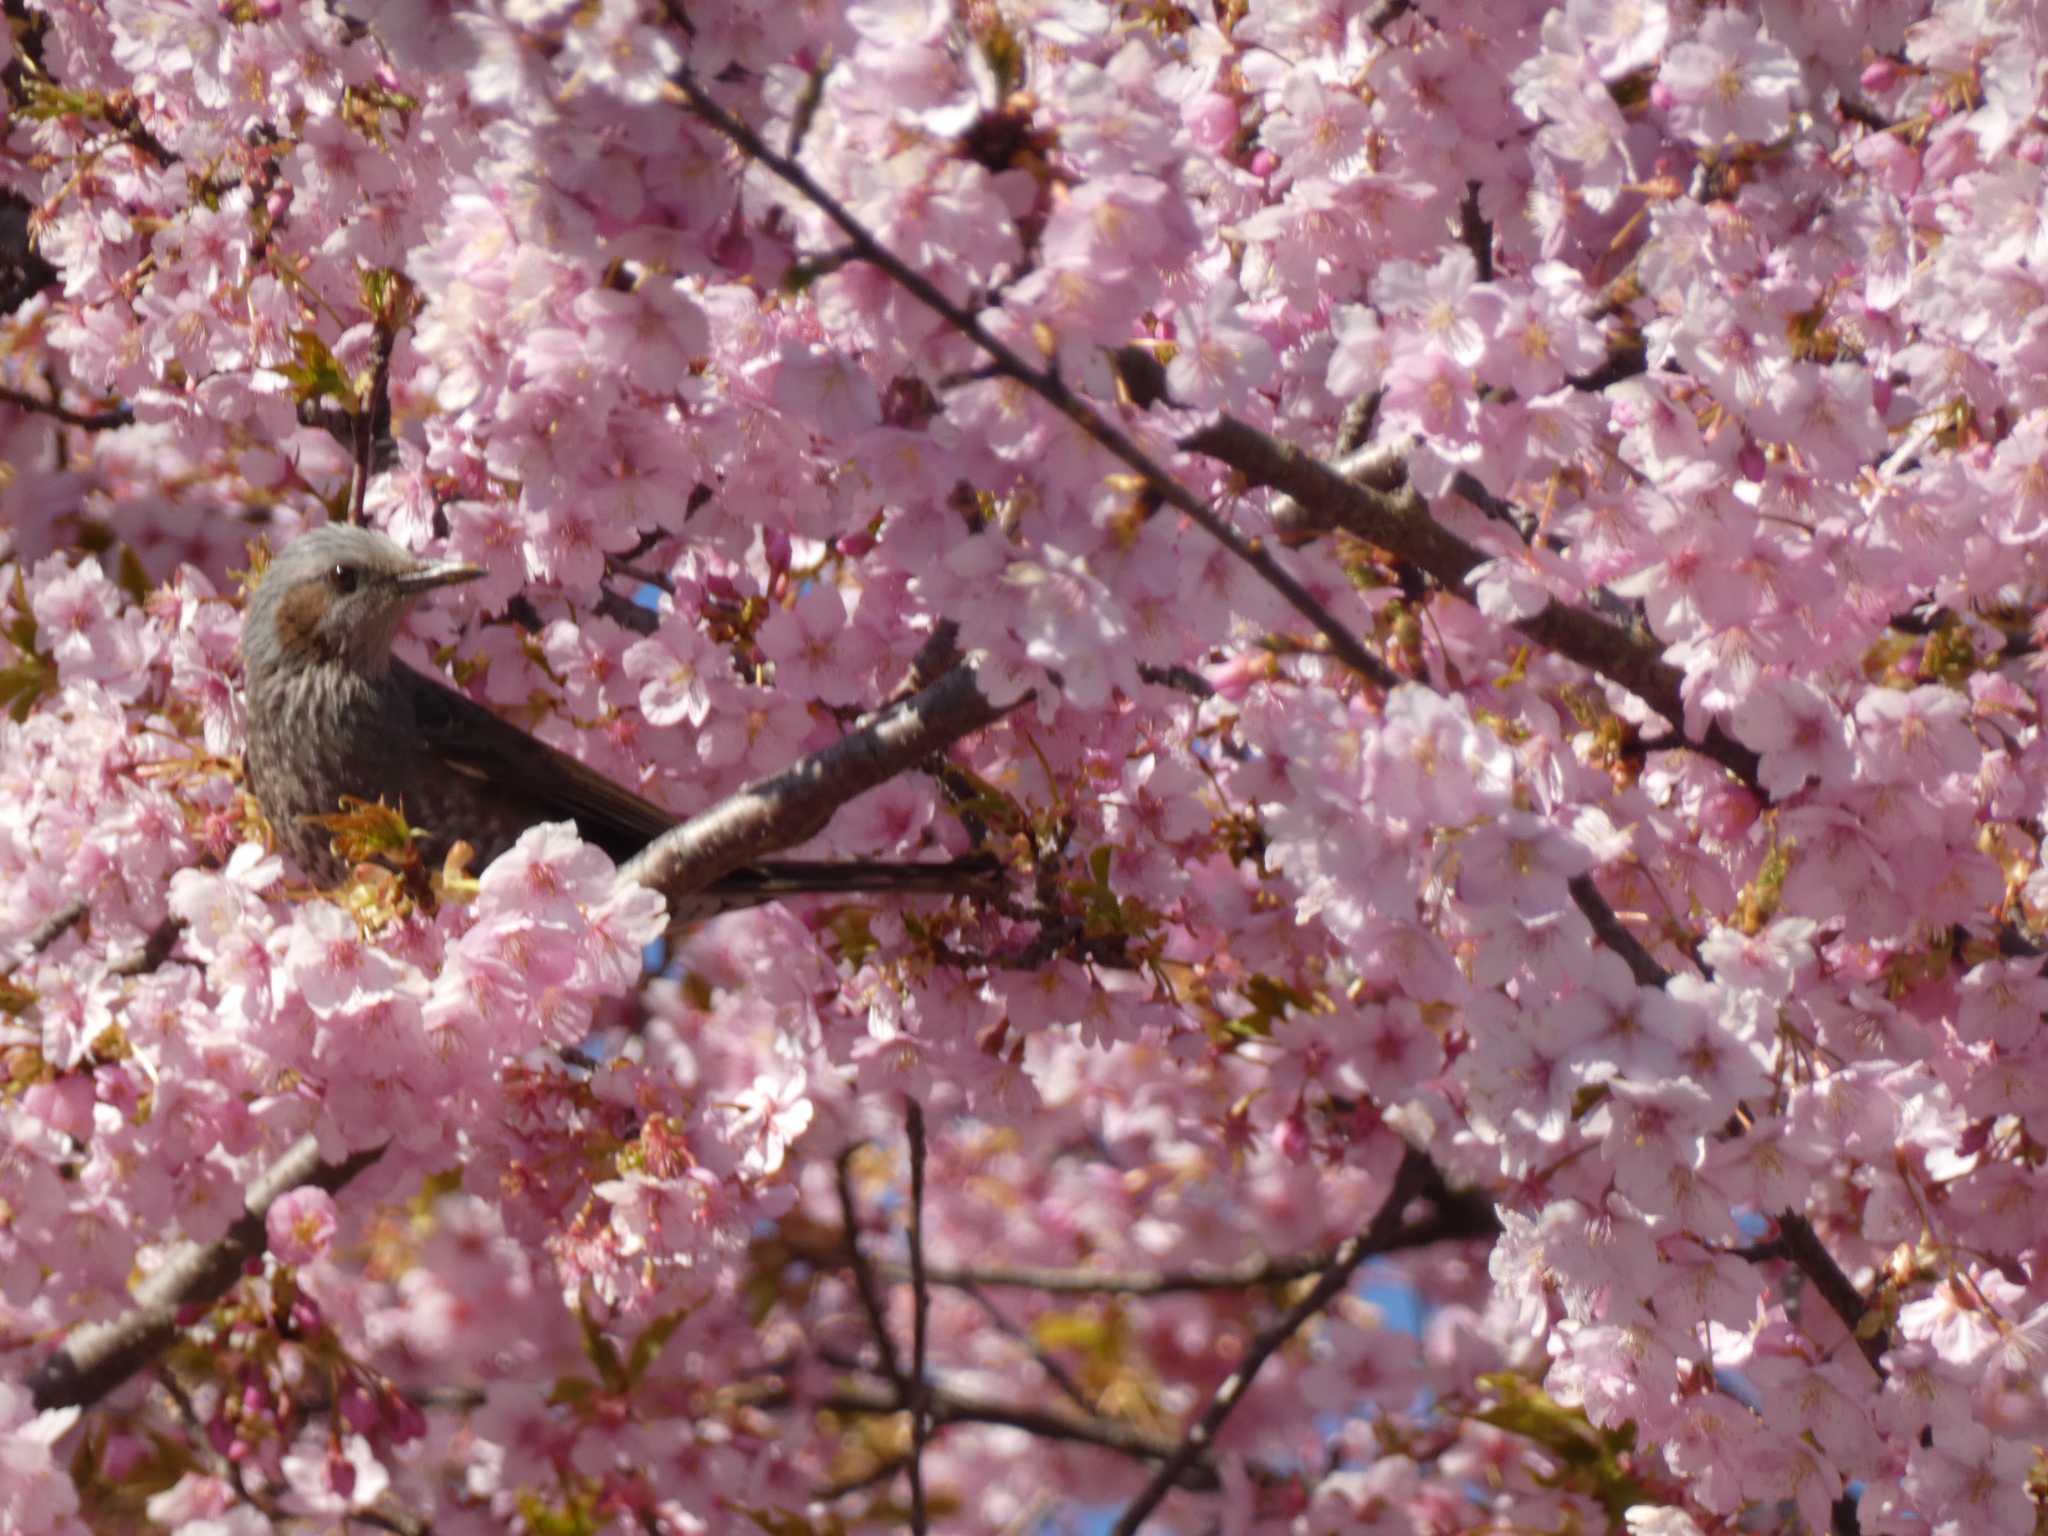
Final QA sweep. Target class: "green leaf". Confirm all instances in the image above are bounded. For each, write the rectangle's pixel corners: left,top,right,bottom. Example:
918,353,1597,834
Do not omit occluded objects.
281,329,357,410
0,655,55,722
576,1307,628,1395
623,1307,692,1387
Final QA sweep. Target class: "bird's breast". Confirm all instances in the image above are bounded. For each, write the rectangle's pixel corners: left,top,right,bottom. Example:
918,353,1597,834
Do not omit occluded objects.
245,662,417,881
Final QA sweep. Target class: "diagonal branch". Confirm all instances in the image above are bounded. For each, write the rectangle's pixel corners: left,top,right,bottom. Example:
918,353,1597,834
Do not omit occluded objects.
667,66,1398,693
1770,1213,1889,1377
619,660,1023,912
34,662,1019,1414
30,1136,385,1411
1107,1145,1438,1536
1179,415,1762,786
822,1379,1223,1490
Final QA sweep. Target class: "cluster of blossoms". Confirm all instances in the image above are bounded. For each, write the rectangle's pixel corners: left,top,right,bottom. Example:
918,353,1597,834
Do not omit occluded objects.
5,0,2048,1532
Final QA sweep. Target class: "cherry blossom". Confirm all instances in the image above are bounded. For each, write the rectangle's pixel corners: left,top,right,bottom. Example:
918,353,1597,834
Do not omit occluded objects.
3,0,2048,1531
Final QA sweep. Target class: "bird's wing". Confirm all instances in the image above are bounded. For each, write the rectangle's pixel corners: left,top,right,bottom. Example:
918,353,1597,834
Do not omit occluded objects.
397,660,674,861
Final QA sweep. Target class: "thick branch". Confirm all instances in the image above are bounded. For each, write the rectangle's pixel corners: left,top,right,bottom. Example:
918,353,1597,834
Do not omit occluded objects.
1567,875,1671,988
1772,1212,1889,1377
1180,415,1762,785
18,897,87,958
617,661,1021,910
30,1136,385,1411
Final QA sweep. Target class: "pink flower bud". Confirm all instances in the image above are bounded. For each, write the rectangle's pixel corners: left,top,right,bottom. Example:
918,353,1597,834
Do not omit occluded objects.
340,1385,380,1435
1273,1107,1310,1163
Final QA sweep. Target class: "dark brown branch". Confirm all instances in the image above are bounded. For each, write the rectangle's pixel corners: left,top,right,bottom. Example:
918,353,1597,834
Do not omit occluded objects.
880,1187,1499,1295
955,1278,1094,1412
1567,875,1670,987
905,1101,931,1536
1771,1213,1888,1376
108,915,183,977
835,1145,903,1387
0,382,133,431
670,67,1398,692
346,325,398,528
30,1136,386,1411
1180,415,1762,786
822,1380,1220,1490
18,897,87,958
1108,1146,1437,1536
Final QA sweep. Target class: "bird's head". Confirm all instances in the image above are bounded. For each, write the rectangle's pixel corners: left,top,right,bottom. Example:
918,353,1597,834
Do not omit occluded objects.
244,524,482,678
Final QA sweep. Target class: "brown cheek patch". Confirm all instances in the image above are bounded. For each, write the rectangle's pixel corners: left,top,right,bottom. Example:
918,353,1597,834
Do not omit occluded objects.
273,582,335,660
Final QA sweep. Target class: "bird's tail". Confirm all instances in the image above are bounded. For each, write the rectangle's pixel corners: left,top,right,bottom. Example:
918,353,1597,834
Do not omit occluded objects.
699,854,1002,908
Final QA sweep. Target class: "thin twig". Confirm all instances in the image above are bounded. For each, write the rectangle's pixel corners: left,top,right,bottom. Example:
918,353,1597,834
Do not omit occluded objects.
668,67,1398,692
957,1279,1094,1412
905,1100,931,1536
347,325,397,527
835,1145,903,1387
822,1380,1221,1490
1107,1146,1436,1536
0,382,133,431
877,1187,1498,1295
18,897,87,958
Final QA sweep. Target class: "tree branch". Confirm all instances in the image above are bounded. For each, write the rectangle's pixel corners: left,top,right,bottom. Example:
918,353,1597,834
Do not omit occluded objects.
0,382,133,431
1179,414,1762,786
1567,875,1671,988
1108,1145,1438,1535
879,1185,1499,1295
1771,1212,1889,1377
835,1144,904,1389
905,1100,931,1536
668,66,1398,692
821,1379,1222,1491
617,660,1023,913
29,1136,385,1411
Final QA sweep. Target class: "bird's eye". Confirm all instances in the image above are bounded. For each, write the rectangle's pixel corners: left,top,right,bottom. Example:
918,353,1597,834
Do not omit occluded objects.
330,563,360,595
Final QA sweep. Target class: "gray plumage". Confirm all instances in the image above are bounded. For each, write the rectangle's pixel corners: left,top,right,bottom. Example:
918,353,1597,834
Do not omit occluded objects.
241,524,981,906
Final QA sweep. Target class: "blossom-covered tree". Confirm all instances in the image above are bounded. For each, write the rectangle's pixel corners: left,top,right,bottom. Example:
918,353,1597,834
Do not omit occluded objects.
3,0,2045,1531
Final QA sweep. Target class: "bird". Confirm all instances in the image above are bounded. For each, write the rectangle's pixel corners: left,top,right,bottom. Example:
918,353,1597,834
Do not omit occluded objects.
240,523,988,909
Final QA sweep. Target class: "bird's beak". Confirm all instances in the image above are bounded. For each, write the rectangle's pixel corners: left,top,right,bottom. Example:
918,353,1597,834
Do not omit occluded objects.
394,558,485,596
